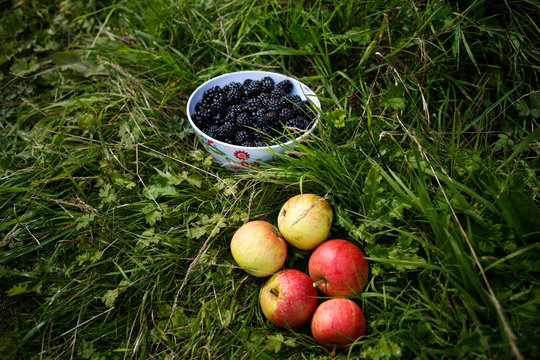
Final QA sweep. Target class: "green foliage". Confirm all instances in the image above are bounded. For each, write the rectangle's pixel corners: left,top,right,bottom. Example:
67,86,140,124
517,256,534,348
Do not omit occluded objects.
1,0,539,359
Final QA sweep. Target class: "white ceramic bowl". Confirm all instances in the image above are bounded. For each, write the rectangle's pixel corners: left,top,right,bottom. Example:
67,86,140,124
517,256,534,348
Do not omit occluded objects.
186,70,320,170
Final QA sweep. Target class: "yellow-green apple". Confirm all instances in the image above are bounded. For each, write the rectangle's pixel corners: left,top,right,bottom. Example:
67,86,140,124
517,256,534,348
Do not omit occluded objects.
259,269,319,328
277,193,333,250
230,220,287,277
308,239,369,297
311,298,366,348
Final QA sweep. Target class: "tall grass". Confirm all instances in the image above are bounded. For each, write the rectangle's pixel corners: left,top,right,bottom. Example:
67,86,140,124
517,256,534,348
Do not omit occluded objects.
1,0,539,359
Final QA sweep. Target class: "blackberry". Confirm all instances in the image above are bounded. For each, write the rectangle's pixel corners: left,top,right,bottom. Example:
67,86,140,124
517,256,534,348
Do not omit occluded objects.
193,108,213,128
252,111,267,126
289,95,303,105
301,101,316,120
260,76,274,93
279,107,294,121
195,100,205,113
278,96,292,108
211,95,227,115
269,88,284,99
225,111,237,124
286,116,309,130
218,122,235,139
212,113,225,125
245,97,263,113
257,92,270,107
234,130,252,145
263,97,281,112
203,86,223,101
292,99,314,118
229,103,247,115
265,110,278,122
236,112,253,128
253,125,270,142
242,140,256,147
244,80,262,99
224,82,243,105
276,79,293,94
207,124,221,139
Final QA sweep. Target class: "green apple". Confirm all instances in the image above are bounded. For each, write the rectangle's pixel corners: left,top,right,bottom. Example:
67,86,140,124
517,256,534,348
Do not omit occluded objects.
277,193,333,250
230,220,287,277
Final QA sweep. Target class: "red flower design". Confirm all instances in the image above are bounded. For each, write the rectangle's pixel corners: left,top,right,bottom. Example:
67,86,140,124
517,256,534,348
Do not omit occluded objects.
234,150,250,160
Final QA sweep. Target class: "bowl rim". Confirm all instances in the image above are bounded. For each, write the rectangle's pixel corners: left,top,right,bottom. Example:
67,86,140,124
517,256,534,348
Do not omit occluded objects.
186,70,320,152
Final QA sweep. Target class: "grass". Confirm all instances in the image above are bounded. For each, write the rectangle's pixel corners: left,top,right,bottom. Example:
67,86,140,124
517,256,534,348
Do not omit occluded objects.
1,0,539,359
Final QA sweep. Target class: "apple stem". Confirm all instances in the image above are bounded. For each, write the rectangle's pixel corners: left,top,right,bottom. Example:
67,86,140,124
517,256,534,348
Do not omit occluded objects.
313,279,325,288
269,288,279,297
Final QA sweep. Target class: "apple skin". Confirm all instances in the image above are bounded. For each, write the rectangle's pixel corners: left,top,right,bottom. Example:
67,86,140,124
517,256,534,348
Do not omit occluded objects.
230,220,287,277
308,239,369,297
260,269,319,328
311,298,366,348
277,193,333,250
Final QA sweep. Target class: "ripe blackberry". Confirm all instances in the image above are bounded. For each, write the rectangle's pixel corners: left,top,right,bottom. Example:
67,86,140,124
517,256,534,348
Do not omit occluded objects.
279,107,294,121
211,95,227,115
203,86,223,101
278,96,292,108
286,116,309,130
193,108,213,128
245,97,263,113
234,130,252,146
218,122,235,139
242,140,256,147
252,111,267,126
206,124,221,139
244,80,262,99
224,82,243,105
292,99,314,118
265,110,278,122
269,88,284,100
276,79,293,94
289,95,303,105
253,125,270,142
227,103,247,119
212,113,225,125
224,111,237,124
263,97,281,112
302,101,316,120
195,100,205,113
260,76,275,93
236,112,253,128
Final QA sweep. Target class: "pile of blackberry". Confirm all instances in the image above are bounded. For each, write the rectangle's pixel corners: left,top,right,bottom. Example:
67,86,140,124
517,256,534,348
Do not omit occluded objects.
192,77,316,147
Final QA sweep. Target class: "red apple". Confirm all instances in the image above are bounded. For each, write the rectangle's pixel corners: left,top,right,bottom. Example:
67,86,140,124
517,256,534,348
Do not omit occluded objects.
230,220,287,277
308,239,369,297
259,269,319,328
311,298,366,348
277,193,333,250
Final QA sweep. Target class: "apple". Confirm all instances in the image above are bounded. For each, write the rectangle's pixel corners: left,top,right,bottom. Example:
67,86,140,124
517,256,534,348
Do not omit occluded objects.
308,239,369,297
311,298,366,348
277,193,333,250
260,269,319,328
230,220,287,277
